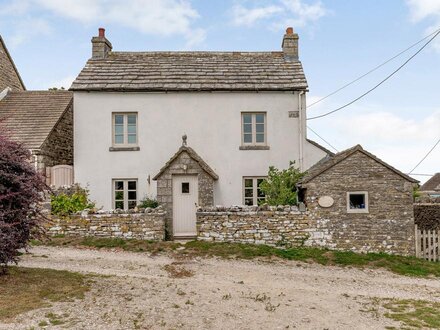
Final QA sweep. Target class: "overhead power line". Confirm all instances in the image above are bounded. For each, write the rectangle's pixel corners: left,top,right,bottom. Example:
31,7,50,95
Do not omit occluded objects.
307,125,339,152
307,27,440,109
307,29,440,121
408,173,435,177
408,138,440,174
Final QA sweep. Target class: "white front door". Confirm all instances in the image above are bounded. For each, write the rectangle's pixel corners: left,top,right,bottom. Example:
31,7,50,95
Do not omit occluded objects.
172,175,198,237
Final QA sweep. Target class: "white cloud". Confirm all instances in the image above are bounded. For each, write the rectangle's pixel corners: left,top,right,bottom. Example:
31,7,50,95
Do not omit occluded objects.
406,0,440,52
1,0,206,48
308,108,440,182
231,0,327,30
7,17,52,48
45,75,76,90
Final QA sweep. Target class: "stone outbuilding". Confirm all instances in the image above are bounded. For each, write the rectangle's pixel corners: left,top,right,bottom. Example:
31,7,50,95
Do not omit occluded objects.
298,145,419,255
0,90,73,173
153,137,218,239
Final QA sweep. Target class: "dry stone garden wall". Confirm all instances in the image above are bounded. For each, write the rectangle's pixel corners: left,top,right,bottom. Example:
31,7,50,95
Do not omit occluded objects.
47,208,166,241
197,206,312,247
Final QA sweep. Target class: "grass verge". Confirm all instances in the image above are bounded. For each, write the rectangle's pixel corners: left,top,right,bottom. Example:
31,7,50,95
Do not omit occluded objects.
32,236,440,278
378,298,440,329
0,267,90,321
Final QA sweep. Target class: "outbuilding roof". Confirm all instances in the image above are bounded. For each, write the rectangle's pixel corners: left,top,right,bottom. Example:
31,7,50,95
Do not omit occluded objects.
70,51,307,92
0,91,73,149
420,173,440,192
301,144,418,184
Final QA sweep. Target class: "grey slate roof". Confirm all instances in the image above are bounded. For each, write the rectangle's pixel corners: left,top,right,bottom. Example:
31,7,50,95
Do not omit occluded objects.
70,52,308,92
421,173,440,192
0,91,72,149
0,35,25,91
301,144,418,184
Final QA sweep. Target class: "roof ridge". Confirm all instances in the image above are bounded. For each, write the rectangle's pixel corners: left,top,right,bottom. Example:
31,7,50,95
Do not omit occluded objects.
110,51,284,55
301,144,418,184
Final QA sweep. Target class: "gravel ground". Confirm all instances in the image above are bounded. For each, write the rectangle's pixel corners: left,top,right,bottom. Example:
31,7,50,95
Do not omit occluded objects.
2,246,440,330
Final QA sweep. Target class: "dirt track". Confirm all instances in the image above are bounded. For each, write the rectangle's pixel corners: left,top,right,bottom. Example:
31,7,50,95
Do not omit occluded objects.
2,246,440,329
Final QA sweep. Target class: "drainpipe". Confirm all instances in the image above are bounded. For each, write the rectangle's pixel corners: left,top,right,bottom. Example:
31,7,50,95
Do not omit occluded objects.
298,91,305,171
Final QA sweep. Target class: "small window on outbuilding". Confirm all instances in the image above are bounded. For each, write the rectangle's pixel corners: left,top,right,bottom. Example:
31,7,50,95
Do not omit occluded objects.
347,191,369,213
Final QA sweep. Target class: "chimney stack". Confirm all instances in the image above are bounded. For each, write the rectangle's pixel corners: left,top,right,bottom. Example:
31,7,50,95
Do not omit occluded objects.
282,27,299,61
91,27,112,59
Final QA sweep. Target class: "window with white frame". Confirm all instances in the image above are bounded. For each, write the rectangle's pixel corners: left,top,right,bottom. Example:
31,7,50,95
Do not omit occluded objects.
113,179,137,209
347,191,369,213
243,177,266,206
113,113,138,146
242,113,266,145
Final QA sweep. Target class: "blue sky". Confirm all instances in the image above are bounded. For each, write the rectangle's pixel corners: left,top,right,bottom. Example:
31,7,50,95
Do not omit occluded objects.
0,0,439,183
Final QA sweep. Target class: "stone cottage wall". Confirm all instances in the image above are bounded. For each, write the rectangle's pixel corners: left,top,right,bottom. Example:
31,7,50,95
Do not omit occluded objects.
303,151,415,256
47,209,166,241
37,102,73,171
197,206,310,246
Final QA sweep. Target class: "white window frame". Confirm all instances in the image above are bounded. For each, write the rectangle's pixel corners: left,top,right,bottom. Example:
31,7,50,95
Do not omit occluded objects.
241,112,267,146
243,177,267,206
113,179,138,210
112,112,138,147
346,191,369,213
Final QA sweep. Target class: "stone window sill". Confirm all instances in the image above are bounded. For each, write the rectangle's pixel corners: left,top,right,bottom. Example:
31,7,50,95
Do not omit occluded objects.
109,146,140,152
239,145,270,150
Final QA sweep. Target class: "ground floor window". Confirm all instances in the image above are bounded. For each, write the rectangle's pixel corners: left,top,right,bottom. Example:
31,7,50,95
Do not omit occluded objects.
347,191,369,213
113,179,137,209
243,177,266,206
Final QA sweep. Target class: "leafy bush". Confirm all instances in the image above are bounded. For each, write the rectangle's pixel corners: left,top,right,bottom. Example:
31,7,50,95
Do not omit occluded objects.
0,132,47,273
137,196,159,209
259,161,305,206
51,186,95,216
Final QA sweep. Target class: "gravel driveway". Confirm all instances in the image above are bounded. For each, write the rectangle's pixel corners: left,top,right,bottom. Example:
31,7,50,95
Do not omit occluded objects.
2,246,440,329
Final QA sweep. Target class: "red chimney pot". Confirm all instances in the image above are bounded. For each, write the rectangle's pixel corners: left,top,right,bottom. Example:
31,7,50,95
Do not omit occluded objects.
286,27,293,35
98,28,105,38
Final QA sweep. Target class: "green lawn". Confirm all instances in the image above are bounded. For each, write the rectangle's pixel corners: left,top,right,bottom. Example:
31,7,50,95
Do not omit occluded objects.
0,267,90,321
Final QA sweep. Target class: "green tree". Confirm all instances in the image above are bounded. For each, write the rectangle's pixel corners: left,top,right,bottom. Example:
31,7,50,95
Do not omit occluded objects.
259,161,305,206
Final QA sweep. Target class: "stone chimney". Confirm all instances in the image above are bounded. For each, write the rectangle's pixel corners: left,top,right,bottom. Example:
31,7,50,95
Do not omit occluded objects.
282,27,299,61
91,28,112,59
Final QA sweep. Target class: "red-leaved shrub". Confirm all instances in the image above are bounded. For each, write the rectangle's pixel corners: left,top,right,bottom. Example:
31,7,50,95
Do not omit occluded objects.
0,131,47,273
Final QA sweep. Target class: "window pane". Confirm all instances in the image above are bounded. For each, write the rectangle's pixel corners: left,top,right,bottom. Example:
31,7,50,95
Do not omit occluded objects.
243,123,252,133
256,123,264,133
115,125,124,135
243,114,252,124
128,181,136,190
115,181,124,190
245,188,253,198
127,125,136,134
127,115,137,125
127,135,137,144
257,189,265,198
128,201,137,209
128,191,137,200
115,115,124,125
255,114,265,123
256,133,265,143
245,198,254,206
243,134,252,143
115,191,124,200
182,182,190,194
349,194,366,209
115,135,124,144
115,201,124,209
257,179,264,186
244,179,253,188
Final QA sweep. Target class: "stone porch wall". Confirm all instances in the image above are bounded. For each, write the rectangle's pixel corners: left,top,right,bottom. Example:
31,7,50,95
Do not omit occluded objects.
47,209,166,241
197,206,311,247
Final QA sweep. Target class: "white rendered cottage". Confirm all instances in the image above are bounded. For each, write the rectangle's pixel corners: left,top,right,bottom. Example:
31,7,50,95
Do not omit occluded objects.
70,27,330,238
